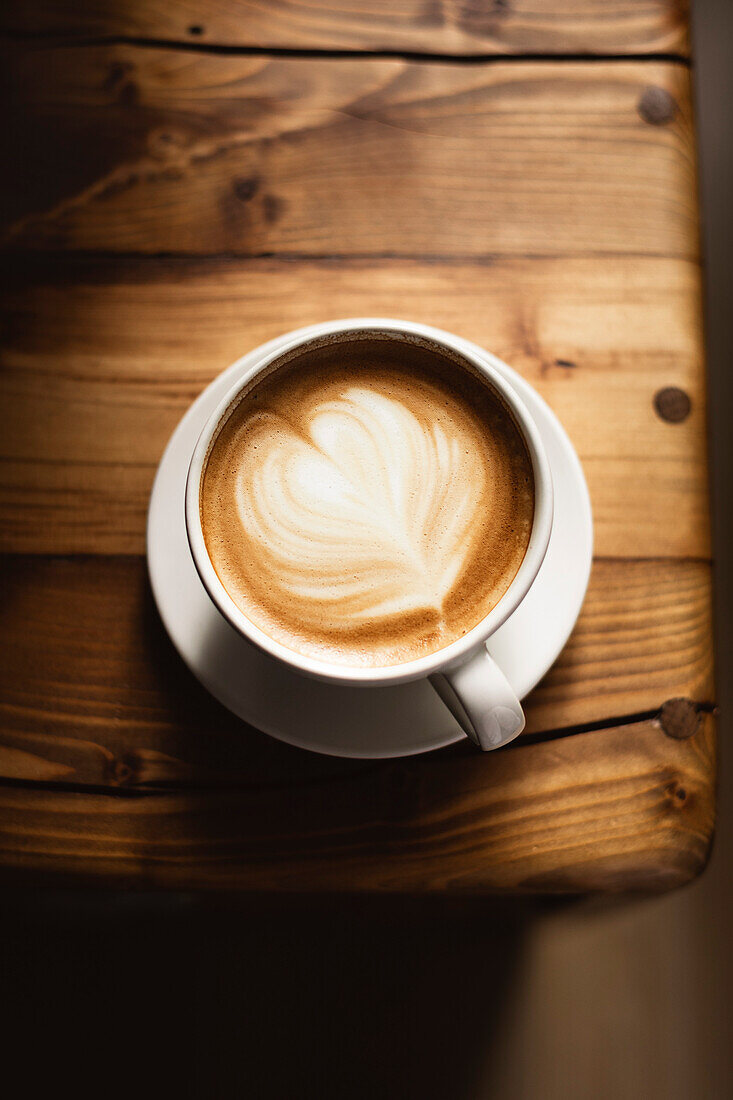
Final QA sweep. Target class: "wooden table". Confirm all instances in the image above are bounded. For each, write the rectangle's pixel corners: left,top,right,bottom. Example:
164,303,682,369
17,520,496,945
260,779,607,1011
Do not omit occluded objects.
0,1,715,894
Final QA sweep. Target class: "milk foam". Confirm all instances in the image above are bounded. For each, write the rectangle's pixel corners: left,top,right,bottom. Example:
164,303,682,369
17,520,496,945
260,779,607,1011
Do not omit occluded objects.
235,387,486,628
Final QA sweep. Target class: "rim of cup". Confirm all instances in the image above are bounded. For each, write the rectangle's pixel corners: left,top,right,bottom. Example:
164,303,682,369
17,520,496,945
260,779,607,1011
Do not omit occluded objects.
185,319,554,686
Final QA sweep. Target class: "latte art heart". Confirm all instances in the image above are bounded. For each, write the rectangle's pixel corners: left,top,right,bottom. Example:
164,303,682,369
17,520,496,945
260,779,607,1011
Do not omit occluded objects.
236,388,485,625
201,343,534,667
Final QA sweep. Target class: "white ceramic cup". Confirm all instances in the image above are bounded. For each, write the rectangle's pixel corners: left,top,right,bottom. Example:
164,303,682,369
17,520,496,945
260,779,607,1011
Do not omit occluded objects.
185,320,553,751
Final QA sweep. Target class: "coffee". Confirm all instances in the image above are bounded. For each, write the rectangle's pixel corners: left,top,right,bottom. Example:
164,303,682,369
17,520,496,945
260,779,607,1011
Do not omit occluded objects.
200,335,534,668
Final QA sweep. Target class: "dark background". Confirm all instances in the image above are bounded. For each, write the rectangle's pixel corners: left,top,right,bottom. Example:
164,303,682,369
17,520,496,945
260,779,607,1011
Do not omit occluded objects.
2,2,732,1096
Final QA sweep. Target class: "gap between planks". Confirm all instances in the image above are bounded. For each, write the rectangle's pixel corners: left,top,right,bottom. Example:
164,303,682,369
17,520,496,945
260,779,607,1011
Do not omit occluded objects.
1,250,703,267
0,32,692,68
0,703,716,800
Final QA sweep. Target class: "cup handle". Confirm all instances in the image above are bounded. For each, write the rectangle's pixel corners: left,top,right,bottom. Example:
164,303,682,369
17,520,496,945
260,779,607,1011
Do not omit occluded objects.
429,646,525,751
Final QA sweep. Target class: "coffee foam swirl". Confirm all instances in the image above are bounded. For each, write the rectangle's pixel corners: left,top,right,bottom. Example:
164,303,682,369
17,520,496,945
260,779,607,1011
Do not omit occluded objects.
201,344,534,667
235,387,485,626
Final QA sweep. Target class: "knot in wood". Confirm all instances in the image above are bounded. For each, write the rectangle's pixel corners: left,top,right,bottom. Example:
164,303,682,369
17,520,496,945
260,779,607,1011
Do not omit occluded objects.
654,386,691,423
638,87,677,126
659,698,701,741
233,176,261,203
111,754,139,786
103,61,138,106
665,779,689,806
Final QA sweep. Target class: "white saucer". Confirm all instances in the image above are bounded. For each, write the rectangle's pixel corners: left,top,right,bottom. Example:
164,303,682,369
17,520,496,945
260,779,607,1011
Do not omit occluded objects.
147,324,593,758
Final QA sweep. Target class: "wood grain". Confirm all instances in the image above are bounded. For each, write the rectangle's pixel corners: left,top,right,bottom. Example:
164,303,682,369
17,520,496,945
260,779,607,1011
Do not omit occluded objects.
0,255,708,558
0,0,715,898
0,556,713,789
0,0,691,57
2,50,698,259
0,715,715,894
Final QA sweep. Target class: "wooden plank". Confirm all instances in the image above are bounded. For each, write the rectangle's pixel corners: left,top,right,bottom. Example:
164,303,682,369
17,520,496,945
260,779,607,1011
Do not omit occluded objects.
0,556,713,789
0,0,691,58
0,255,708,558
0,715,715,894
2,50,697,258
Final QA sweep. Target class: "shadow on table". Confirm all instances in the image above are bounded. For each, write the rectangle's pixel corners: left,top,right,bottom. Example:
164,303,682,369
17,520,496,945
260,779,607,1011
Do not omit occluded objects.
0,888,538,1099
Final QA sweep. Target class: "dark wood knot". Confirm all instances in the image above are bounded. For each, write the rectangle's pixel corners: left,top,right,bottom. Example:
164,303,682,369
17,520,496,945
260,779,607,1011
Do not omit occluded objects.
638,87,678,126
103,61,133,91
112,759,132,784
109,752,141,786
658,698,701,741
654,386,691,423
188,25,204,36
233,176,261,203
665,779,689,806
103,61,138,105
